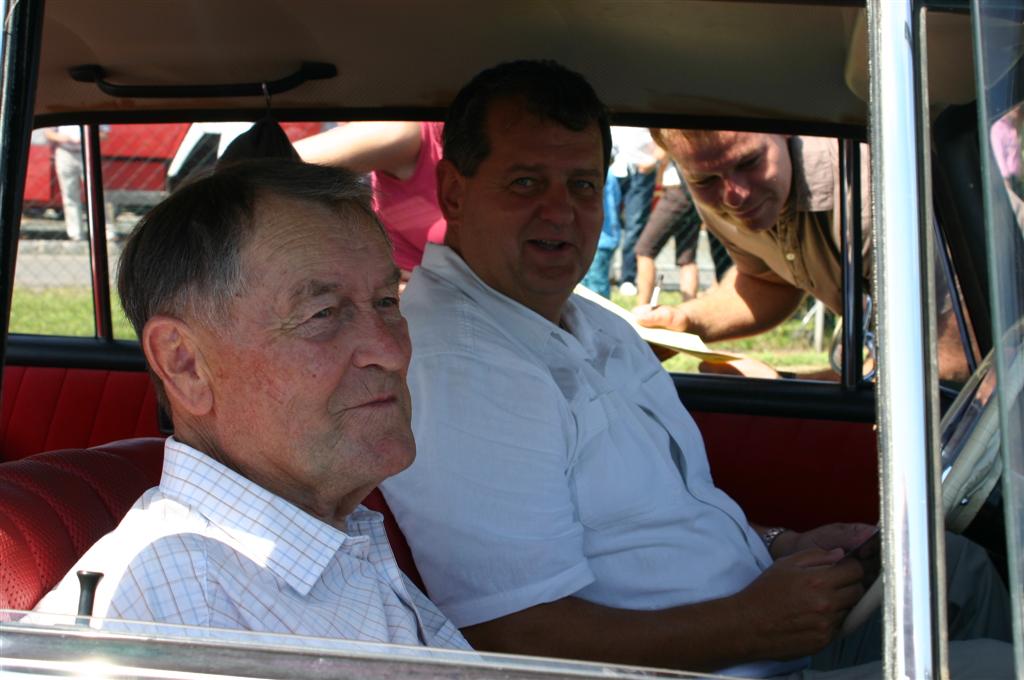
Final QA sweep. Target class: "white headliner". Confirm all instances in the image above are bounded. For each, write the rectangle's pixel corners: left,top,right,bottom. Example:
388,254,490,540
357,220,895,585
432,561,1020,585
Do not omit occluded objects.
36,1,974,126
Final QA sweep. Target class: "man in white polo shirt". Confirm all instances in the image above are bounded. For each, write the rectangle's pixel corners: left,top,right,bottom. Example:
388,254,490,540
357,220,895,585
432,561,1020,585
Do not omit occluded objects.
381,60,1011,677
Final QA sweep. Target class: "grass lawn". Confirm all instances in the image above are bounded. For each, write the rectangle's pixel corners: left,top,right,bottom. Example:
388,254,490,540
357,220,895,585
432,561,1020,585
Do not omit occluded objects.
9,287,135,339
9,286,833,376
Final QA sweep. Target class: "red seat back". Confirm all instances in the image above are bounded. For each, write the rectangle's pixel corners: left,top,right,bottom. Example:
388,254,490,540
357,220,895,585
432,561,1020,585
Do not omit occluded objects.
0,438,164,613
0,437,423,613
1,366,163,462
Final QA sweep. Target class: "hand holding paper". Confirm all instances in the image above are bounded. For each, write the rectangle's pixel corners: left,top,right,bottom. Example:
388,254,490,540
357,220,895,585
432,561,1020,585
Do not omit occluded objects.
574,284,742,364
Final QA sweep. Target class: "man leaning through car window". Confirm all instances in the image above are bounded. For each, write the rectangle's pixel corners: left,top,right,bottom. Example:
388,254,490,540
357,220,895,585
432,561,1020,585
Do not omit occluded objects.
33,160,470,651
380,60,1012,677
635,128,970,383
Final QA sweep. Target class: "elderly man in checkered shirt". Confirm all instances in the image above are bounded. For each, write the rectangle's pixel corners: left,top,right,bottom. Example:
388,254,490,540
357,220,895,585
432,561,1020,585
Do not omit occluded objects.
34,159,469,652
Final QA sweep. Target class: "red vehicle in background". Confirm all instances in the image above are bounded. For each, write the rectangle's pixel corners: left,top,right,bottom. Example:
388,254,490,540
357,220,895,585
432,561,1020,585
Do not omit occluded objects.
23,124,189,216
22,122,322,219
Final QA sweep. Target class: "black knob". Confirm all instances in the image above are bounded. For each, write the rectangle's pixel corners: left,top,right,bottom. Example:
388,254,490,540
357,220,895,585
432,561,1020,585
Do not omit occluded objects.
76,570,104,625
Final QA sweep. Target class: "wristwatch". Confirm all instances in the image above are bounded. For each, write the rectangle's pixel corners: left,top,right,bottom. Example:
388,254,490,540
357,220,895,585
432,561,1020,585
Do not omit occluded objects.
760,526,789,552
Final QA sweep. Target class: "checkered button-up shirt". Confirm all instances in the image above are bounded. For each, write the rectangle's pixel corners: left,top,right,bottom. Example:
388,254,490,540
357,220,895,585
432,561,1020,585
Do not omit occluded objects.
34,438,469,651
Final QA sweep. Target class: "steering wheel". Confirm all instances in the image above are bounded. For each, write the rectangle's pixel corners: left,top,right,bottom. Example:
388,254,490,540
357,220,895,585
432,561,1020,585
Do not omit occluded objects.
840,340,1021,636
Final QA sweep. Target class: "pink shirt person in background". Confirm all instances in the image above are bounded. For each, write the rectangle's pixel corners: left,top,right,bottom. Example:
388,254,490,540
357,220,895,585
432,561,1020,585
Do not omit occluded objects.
990,107,1022,181
296,121,445,277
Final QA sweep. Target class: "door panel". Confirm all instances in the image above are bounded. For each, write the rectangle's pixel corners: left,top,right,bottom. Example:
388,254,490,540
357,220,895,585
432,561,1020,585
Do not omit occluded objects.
676,373,879,531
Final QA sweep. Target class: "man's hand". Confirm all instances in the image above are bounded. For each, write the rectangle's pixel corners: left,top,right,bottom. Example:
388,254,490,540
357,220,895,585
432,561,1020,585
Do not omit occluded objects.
463,543,867,672
635,303,691,332
770,523,877,560
634,270,807,342
734,548,865,660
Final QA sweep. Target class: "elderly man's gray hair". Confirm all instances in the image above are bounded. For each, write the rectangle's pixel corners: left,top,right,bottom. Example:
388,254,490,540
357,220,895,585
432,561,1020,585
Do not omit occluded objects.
117,159,386,407
118,158,385,338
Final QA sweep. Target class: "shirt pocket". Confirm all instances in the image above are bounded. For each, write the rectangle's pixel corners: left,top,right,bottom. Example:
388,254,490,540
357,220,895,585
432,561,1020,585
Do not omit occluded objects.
569,396,661,530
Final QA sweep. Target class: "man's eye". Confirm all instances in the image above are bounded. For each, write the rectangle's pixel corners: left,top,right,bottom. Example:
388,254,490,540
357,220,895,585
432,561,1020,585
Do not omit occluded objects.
376,296,400,310
570,179,598,193
310,307,334,320
511,177,537,189
690,177,716,188
738,155,761,170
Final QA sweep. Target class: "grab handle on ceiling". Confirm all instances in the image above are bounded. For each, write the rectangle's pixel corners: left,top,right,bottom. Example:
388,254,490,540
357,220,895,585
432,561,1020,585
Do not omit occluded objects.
68,61,336,99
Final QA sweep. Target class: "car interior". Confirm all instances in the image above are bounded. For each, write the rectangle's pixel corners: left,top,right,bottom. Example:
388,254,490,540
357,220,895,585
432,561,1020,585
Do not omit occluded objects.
1,2,1015,672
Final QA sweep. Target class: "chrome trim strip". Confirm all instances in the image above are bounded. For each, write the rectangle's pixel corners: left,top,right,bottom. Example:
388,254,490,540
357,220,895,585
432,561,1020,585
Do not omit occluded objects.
0,623,700,680
868,2,944,678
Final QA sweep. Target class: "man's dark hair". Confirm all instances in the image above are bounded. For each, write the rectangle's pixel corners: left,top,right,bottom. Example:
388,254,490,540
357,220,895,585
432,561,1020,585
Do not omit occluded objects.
443,60,612,176
117,158,385,408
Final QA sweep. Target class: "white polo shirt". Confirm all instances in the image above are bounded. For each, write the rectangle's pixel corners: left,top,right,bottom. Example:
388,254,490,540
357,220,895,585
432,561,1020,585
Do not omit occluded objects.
383,244,805,678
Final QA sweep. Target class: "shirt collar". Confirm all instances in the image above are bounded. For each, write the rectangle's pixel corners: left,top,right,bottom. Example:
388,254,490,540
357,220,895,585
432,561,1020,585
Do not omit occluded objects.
419,244,625,392
559,296,603,355
420,243,583,355
159,438,356,596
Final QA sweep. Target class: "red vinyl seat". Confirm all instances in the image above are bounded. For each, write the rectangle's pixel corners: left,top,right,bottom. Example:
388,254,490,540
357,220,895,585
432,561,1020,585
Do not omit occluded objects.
0,437,422,614
0,438,164,614
1,366,163,462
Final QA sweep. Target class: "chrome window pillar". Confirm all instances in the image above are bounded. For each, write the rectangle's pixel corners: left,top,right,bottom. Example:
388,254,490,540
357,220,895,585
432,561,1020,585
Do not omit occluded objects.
868,1,947,678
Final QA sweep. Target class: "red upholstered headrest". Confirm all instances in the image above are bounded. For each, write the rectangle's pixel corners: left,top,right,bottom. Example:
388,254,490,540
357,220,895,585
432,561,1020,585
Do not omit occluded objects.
0,438,165,613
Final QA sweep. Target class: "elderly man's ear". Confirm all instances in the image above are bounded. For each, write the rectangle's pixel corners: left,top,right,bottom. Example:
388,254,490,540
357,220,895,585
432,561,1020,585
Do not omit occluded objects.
142,316,214,417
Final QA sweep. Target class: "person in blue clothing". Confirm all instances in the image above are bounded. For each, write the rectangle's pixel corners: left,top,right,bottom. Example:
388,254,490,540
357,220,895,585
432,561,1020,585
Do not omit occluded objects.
580,167,622,298
610,126,657,294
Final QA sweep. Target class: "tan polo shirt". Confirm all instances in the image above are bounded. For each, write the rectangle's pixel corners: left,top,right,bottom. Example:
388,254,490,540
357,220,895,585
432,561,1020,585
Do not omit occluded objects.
697,136,872,314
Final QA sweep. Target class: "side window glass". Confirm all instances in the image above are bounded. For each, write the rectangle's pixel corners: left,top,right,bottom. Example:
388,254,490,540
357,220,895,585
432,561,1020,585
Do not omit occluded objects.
580,126,841,380
101,123,197,340
975,2,1024,660
10,122,241,340
11,120,342,342
9,126,96,337
102,121,330,340
933,224,979,389
989,104,1024,233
